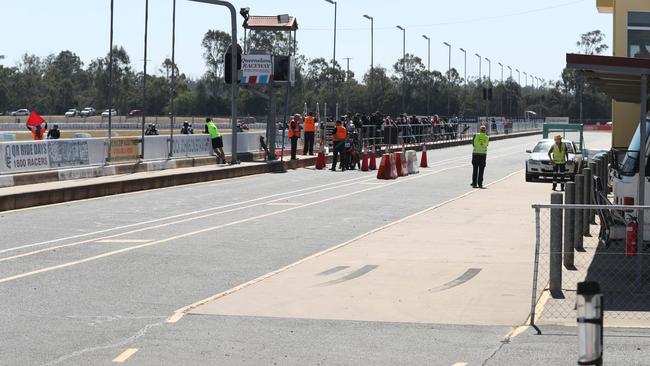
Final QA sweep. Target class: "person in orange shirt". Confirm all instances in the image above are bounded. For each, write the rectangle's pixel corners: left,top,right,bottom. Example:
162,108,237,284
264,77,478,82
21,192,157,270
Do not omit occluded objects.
331,120,348,171
27,122,48,140
288,114,301,160
302,112,317,155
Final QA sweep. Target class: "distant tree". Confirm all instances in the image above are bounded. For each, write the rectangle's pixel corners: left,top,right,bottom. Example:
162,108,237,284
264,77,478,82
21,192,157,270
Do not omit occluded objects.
576,30,609,55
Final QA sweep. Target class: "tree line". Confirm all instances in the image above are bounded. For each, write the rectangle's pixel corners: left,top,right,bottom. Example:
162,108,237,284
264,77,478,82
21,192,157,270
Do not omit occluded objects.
0,30,611,121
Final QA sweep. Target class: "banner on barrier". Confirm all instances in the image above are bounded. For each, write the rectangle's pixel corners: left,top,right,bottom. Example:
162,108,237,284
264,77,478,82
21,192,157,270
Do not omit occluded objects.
172,135,211,158
49,140,90,168
110,138,140,161
1,141,50,173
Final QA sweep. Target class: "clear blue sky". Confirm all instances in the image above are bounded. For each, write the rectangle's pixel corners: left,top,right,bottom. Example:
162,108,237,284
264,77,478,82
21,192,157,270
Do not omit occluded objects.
0,0,611,84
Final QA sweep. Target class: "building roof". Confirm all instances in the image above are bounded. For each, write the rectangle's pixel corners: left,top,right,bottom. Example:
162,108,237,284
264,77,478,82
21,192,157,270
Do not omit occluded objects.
243,15,298,31
566,53,650,104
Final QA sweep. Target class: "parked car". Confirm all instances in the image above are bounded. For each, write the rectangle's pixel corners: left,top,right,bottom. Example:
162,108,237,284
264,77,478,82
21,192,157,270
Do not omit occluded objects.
64,109,80,117
11,109,30,116
128,109,142,117
101,109,117,117
80,107,96,117
525,139,584,182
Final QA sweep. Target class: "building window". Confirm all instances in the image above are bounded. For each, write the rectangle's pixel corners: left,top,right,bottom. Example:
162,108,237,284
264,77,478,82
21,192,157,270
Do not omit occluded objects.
628,12,650,59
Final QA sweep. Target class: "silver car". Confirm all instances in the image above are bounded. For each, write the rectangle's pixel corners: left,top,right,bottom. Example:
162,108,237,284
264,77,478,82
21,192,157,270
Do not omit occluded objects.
525,139,583,182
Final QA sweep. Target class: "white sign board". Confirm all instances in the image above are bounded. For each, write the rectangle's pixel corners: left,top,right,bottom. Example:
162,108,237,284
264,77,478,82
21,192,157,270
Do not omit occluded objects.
240,54,273,84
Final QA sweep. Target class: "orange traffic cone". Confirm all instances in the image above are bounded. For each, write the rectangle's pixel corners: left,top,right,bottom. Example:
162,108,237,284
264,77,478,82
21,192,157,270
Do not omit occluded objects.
377,153,389,179
361,152,369,171
389,153,398,179
369,151,377,170
420,144,428,168
315,151,326,170
395,152,407,177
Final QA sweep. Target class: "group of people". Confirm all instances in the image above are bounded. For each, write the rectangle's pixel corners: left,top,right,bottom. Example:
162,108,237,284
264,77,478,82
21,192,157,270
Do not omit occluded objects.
27,123,60,140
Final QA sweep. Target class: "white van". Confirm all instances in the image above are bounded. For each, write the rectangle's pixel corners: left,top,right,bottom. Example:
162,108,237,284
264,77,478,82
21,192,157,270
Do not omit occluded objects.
611,119,650,208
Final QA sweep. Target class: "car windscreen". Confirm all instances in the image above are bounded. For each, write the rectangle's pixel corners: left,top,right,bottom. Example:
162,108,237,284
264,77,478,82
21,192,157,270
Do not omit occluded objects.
620,120,650,176
533,141,575,154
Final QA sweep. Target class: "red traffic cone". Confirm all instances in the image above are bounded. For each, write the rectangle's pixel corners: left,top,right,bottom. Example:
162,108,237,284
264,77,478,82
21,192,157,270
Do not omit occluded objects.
361,152,369,171
369,151,377,170
315,151,326,170
420,144,428,168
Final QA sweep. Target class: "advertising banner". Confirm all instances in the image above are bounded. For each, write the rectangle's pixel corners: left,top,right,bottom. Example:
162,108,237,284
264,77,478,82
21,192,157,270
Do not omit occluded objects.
109,138,140,162
1,141,50,173
240,54,273,84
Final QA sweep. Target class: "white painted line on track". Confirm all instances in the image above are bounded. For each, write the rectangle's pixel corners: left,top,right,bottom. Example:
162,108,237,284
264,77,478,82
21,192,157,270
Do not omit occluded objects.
165,168,524,323
97,239,152,244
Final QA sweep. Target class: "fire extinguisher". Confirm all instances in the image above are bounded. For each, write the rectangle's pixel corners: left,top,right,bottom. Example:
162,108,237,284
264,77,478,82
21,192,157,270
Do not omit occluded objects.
626,216,638,257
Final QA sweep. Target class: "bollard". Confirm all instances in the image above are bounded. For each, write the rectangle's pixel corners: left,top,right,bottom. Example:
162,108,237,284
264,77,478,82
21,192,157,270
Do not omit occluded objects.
550,192,564,297
588,161,598,224
564,182,576,268
575,174,584,251
577,281,603,366
602,157,609,195
583,168,592,236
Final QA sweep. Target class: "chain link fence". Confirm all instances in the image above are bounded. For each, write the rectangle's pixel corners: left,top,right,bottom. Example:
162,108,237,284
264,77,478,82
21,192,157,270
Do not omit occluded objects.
531,204,650,329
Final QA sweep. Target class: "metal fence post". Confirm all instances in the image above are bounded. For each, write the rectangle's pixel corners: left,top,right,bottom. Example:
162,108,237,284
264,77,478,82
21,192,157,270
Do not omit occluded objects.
564,182,575,268
575,174,584,251
588,161,597,224
529,206,542,334
550,193,563,296
583,168,592,236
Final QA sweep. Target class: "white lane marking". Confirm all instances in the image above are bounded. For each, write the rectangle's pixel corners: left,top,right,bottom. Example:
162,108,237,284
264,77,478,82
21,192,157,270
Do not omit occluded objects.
0,149,501,258
166,168,524,323
451,363,468,366
97,239,152,244
267,202,303,206
0,174,373,255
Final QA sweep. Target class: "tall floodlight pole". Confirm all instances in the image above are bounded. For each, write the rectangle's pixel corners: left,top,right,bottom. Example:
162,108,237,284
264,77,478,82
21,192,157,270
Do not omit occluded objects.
485,57,491,118
423,35,431,115
189,0,239,163
498,62,503,116
459,48,467,84
363,14,374,110
443,42,451,116
498,62,503,84
343,57,352,112
485,57,491,83
524,71,528,87
396,25,406,113
108,0,114,162
141,0,149,160
325,0,337,109
476,53,482,117
169,0,177,158
516,68,521,85
507,65,512,80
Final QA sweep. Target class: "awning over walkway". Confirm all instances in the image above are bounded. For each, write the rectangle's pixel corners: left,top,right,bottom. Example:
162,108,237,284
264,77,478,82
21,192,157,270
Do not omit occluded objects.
566,53,650,104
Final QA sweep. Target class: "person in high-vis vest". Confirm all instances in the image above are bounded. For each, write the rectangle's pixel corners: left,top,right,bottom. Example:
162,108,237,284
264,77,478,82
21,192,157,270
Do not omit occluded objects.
206,118,226,164
303,112,317,155
471,125,489,188
331,120,348,171
548,135,569,191
288,114,301,160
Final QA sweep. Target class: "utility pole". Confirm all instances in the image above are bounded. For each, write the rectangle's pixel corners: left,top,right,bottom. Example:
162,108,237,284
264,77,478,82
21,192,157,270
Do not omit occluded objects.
343,57,352,113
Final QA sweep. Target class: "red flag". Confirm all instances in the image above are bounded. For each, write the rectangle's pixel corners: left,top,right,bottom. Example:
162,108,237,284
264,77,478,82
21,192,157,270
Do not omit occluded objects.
26,111,45,127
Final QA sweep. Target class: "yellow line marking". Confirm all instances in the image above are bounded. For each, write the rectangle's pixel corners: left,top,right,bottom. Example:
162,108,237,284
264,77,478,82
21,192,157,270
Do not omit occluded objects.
97,239,152,244
112,348,138,363
0,151,522,286
165,168,524,323
507,325,529,339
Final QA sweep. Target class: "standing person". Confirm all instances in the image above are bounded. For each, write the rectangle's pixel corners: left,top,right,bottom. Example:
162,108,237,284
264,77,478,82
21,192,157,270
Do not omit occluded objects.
180,121,194,134
471,125,489,188
303,112,316,155
47,124,61,139
288,114,301,160
331,120,348,171
548,135,569,191
27,123,47,140
206,118,226,164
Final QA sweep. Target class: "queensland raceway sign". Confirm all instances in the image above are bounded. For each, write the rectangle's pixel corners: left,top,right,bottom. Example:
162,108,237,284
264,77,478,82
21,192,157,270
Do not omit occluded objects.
2,142,50,172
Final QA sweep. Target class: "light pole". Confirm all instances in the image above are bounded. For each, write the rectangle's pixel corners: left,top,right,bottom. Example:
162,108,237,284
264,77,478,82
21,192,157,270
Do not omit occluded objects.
363,14,374,111
475,53,482,117
507,65,512,80
459,47,467,85
443,42,451,116
189,0,239,163
498,62,504,84
498,62,503,116
524,71,528,87
516,68,521,85
485,57,491,83
485,57,491,118
325,0,337,111
423,35,431,115
169,0,176,158
140,0,149,160
343,57,352,112
108,0,114,162
396,25,406,113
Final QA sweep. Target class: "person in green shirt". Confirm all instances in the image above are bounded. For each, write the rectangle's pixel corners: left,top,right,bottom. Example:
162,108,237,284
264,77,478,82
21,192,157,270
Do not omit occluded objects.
471,125,489,188
206,118,226,164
